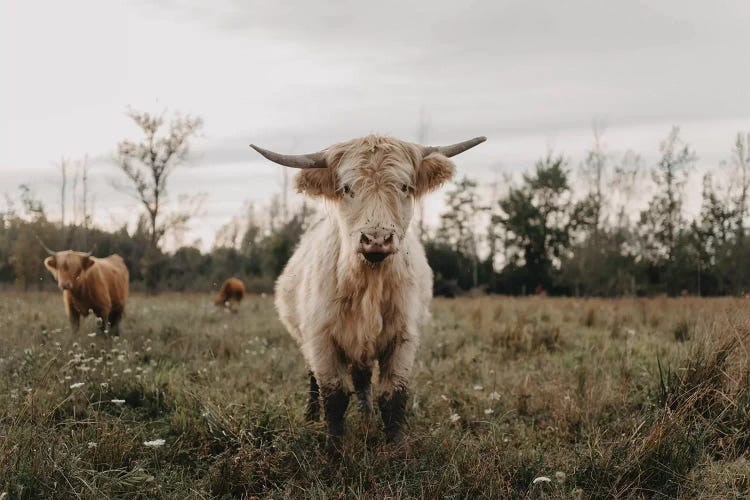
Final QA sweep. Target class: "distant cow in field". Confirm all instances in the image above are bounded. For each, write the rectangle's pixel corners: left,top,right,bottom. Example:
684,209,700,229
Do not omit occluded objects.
40,240,129,335
251,134,485,451
214,277,246,312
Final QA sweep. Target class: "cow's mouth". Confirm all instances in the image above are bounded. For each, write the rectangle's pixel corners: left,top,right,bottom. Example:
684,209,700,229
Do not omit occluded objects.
362,252,389,264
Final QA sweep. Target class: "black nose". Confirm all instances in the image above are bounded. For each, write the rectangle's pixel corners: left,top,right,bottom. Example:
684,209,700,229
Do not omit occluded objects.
363,252,389,263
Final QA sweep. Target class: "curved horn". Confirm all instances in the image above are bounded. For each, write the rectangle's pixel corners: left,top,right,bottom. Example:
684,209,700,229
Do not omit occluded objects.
250,144,327,169
34,234,56,256
422,136,487,158
84,242,98,257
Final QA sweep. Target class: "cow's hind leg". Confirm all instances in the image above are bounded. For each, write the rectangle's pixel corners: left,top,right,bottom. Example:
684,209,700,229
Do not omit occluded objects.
305,371,320,421
352,365,373,414
377,338,416,443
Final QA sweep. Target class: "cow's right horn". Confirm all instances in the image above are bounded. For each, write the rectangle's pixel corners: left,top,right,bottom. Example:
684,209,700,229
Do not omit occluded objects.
34,235,57,255
250,144,327,169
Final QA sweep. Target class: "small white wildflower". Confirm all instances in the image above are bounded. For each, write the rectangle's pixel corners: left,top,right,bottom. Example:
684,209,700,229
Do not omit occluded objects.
143,439,165,447
123,368,132,374
100,382,109,388
70,382,84,389
555,471,566,482
87,332,97,337
87,442,97,449
532,476,551,485
489,391,501,401
473,385,483,391
64,375,72,380
440,394,448,401
626,328,636,337
484,408,494,415
72,342,79,349
449,413,460,423
110,399,125,404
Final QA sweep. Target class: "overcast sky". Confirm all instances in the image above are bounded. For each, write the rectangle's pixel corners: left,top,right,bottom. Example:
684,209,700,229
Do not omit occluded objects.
2,0,749,249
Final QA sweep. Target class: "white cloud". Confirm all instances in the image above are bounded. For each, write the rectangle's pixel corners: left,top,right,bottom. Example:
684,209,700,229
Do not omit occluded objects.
2,0,749,249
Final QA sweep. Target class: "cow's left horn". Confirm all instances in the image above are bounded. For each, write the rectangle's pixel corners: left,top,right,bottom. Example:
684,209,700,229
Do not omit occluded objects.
422,136,486,158
250,144,327,169
34,234,57,256
84,242,98,257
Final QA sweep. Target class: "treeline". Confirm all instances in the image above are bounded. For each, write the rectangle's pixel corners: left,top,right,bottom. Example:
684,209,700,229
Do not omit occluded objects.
0,192,315,293
2,124,749,297
428,127,750,297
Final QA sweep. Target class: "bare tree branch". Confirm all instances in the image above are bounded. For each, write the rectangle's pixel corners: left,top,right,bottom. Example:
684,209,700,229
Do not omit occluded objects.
114,109,203,248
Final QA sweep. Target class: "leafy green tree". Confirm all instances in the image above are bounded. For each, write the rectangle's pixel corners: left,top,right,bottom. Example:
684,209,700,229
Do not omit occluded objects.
638,127,696,265
730,132,750,241
494,154,576,293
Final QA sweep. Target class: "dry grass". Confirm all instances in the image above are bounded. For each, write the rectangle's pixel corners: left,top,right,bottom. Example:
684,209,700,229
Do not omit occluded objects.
1,293,749,498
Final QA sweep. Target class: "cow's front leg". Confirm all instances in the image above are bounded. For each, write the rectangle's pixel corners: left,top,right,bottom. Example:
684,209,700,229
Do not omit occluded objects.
98,308,111,335
108,308,123,337
307,337,351,454
305,371,320,421
64,292,80,334
352,365,373,414
322,384,349,455
377,336,416,443
68,309,81,334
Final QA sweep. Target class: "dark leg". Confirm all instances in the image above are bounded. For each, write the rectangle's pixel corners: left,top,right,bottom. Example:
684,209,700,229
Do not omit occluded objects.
108,309,123,336
378,387,408,443
377,336,415,443
68,310,81,334
322,385,349,455
97,309,110,335
352,365,373,414
305,371,321,421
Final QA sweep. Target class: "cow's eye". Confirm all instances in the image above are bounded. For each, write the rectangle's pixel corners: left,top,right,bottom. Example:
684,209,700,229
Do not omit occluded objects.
343,184,351,195
401,184,409,193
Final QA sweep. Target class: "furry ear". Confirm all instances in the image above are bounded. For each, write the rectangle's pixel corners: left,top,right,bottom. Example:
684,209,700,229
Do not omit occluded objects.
44,256,57,272
81,255,95,271
415,153,455,197
295,168,338,199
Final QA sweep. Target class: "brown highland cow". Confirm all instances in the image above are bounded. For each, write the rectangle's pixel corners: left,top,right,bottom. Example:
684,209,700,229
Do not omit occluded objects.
40,240,129,335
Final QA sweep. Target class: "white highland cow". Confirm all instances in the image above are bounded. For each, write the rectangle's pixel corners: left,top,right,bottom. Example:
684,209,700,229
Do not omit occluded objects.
251,134,485,451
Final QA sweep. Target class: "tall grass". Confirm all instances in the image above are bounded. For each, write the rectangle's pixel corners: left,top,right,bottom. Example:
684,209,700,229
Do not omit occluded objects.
0,293,748,498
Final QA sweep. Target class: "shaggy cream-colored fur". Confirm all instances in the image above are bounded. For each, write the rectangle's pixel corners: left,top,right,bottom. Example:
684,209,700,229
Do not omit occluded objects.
276,135,455,400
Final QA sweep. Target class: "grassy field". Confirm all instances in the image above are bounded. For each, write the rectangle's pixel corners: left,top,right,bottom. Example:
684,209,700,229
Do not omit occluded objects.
1,292,749,498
